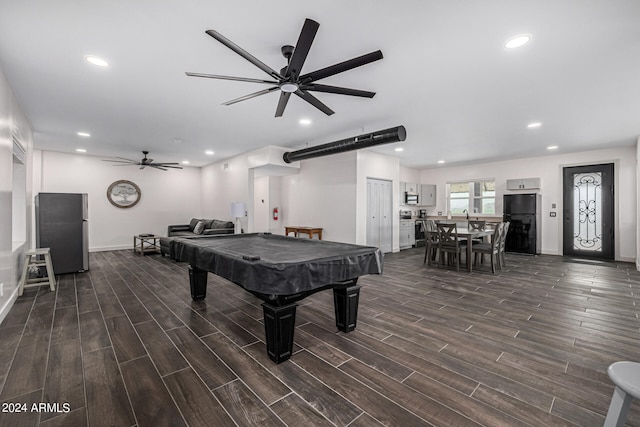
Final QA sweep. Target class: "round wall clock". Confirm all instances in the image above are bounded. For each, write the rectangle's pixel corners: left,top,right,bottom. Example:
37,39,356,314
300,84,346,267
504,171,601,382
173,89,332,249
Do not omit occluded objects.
107,180,141,208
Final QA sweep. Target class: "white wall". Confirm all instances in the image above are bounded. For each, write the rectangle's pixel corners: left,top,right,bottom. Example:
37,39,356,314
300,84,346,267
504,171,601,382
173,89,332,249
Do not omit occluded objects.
420,146,637,261
0,65,34,324
400,165,421,185
201,155,251,232
637,137,640,270
253,175,269,232
202,147,370,244
268,176,282,234
36,150,202,251
356,150,401,251
281,152,358,243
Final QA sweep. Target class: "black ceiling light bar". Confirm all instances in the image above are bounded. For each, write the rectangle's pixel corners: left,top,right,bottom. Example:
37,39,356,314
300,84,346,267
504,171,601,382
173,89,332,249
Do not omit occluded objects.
283,125,406,163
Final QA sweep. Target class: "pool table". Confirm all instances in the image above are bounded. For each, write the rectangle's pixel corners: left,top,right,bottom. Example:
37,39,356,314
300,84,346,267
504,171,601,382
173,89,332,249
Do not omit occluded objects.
171,233,383,363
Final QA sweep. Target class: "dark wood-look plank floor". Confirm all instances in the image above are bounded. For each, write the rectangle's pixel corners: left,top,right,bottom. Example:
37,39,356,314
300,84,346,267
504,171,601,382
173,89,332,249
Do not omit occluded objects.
1,246,639,426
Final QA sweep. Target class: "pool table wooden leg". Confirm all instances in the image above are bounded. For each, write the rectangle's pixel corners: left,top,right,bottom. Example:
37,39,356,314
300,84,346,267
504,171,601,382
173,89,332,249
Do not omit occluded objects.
189,265,208,300
333,281,361,333
262,302,297,364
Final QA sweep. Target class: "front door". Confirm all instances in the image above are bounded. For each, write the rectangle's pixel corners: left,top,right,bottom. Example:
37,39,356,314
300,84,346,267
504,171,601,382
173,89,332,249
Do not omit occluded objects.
562,163,614,259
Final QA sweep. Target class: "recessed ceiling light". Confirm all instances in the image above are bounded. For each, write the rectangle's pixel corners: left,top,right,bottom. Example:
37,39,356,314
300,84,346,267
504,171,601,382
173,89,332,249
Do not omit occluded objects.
181,160,190,165
437,160,445,164
299,118,312,126
547,145,558,150
394,147,404,152
527,122,542,128
76,148,87,153
85,55,109,67
205,150,214,155
173,138,183,144
505,34,531,49
77,131,91,137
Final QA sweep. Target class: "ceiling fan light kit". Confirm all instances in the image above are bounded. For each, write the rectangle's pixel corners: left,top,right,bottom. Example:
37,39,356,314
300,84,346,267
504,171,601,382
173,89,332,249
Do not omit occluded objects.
186,18,382,117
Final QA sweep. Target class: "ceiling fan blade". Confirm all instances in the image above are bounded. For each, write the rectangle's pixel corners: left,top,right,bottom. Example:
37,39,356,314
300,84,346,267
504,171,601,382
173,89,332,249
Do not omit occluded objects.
294,90,334,116
301,83,376,98
154,165,183,169
150,165,169,171
299,50,383,84
205,30,282,80
223,86,279,106
102,159,138,164
185,72,278,85
110,163,140,166
275,92,291,117
284,19,319,80
140,165,146,170
151,163,181,166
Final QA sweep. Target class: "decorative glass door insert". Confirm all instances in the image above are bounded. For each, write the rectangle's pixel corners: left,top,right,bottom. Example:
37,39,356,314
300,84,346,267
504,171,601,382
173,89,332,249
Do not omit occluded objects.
573,172,602,252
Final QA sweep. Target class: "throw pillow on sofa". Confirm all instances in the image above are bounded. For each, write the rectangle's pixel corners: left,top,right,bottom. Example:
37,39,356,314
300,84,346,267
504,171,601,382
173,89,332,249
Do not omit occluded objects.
193,220,205,234
189,218,201,231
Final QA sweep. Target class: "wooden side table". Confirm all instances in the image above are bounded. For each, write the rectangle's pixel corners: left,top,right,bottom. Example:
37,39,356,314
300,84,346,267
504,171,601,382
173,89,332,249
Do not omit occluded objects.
134,235,161,255
285,226,323,240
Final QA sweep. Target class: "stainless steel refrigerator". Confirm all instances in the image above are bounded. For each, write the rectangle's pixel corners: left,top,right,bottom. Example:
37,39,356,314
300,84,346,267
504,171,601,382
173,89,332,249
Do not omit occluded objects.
503,193,541,254
35,193,89,274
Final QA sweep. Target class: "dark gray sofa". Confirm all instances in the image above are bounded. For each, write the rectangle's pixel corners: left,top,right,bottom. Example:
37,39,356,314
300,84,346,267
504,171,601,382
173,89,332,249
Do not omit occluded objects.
167,218,234,237
161,218,234,257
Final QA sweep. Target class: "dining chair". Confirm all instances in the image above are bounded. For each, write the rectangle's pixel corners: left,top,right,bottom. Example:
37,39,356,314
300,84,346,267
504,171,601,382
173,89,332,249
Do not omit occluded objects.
471,224,502,273
464,220,486,247
436,223,462,271
498,221,510,269
423,220,439,265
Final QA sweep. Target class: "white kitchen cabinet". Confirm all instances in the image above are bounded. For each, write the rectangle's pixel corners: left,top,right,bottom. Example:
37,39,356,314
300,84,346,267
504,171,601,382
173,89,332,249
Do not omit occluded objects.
400,220,415,250
419,184,436,206
506,178,541,190
401,181,419,193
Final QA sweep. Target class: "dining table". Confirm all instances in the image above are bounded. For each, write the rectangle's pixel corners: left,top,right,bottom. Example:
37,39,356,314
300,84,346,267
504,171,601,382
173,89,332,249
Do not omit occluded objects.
420,222,493,272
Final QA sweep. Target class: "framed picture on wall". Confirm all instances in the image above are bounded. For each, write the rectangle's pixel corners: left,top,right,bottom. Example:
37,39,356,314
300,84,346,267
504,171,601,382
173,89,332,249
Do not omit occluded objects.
107,180,141,208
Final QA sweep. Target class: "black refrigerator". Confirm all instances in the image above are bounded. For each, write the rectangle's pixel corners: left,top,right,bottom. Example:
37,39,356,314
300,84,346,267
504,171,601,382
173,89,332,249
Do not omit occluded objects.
35,193,89,274
503,193,541,254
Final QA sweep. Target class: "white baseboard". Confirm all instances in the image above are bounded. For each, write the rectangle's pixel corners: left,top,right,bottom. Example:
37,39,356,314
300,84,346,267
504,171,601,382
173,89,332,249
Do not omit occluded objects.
0,287,19,326
89,245,132,252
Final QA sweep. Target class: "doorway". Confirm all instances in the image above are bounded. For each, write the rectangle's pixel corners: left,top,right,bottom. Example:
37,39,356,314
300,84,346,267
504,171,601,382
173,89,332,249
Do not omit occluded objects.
562,163,614,259
366,178,392,253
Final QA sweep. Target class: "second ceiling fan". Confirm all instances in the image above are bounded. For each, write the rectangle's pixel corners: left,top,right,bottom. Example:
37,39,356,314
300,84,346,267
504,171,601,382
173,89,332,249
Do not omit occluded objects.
186,18,383,117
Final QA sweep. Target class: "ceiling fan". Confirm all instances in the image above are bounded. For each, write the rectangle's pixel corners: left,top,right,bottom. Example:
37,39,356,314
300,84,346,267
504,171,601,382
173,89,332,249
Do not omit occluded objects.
186,18,383,117
102,151,183,171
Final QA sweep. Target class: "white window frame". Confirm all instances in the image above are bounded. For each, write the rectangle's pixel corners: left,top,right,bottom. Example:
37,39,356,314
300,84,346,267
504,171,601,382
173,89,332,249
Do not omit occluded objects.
446,179,496,215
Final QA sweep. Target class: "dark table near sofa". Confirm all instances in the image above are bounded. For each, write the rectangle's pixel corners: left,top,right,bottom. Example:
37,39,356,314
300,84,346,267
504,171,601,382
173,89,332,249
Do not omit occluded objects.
171,233,383,363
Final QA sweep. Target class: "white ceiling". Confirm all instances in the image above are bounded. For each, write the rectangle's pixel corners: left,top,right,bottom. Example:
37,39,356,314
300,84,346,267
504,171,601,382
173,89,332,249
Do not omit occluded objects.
1,0,639,169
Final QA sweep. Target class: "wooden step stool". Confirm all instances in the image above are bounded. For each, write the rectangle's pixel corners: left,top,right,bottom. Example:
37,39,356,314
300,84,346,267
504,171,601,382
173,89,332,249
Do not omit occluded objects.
19,248,56,296
604,361,640,426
